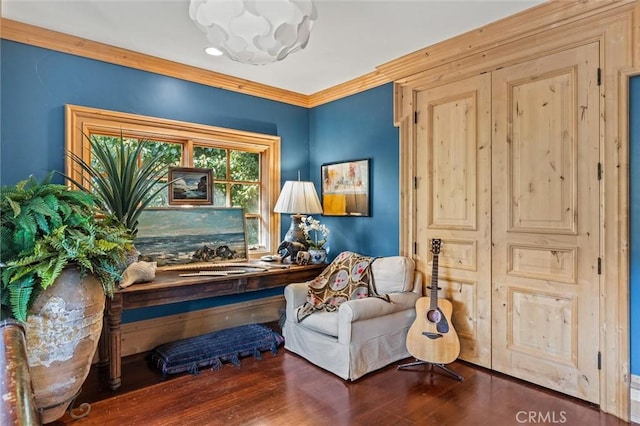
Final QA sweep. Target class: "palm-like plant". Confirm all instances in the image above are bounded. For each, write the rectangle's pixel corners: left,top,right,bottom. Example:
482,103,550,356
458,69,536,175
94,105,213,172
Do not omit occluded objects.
0,174,132,321
61,133,174,235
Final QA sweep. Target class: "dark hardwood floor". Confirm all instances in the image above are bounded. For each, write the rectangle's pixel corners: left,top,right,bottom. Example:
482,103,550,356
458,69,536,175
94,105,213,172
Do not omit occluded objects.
49,331,633,426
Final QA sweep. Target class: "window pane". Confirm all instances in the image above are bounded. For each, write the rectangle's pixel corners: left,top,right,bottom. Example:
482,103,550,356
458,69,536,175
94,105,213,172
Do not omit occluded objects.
147,183,170,207
214,183,227,207
231,183,259,213
89,136,181,208
245,217,260,247
141,141,182,167
230,150,259,181
194,146,227,180
89,135,137,171
89,136,182,168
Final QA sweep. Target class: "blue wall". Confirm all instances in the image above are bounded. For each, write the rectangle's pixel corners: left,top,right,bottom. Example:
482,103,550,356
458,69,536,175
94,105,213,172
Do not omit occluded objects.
0,40,311,185
630,75,640,376
309,84,399,258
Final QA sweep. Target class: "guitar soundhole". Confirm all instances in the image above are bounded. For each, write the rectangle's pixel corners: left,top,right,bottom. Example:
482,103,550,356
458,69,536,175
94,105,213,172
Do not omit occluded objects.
426,309,441,324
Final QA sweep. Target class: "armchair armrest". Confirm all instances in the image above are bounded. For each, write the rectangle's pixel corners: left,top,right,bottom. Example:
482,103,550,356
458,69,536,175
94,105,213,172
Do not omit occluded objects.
336,292,420,345
338,292,420,323
284,282,309,323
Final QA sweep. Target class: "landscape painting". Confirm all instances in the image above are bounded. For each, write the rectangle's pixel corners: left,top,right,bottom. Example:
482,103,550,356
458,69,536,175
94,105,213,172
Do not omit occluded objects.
168,167,213,205
135,207,248,266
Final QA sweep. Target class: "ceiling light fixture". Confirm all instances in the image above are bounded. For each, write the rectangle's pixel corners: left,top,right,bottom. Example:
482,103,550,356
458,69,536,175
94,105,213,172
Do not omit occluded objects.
189,0,317,66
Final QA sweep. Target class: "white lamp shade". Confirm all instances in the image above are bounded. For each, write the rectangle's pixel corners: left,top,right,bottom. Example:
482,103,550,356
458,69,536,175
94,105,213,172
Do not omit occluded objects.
273,180,323,214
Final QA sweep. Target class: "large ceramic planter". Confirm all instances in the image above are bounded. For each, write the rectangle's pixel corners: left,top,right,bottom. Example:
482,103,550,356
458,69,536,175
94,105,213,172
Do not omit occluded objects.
24,267,105,424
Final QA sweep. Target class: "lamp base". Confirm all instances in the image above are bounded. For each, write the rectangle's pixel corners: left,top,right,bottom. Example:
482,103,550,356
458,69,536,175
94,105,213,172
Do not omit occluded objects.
283,214,307,246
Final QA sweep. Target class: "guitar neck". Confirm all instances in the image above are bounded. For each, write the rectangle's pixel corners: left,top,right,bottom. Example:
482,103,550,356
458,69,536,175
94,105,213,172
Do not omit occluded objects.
430,250,439,310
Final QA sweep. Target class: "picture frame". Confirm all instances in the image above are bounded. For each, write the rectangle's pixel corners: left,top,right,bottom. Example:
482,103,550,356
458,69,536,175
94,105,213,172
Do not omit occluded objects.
168,167,213,205
321,158,370,216
135,207,248,266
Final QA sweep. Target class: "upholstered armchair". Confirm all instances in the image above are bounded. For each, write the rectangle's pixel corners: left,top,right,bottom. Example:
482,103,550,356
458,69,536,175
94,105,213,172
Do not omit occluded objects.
283,255,422,380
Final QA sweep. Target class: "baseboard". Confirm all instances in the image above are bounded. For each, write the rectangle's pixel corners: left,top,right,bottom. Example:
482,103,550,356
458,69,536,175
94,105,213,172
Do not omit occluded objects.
632,374,640,424
94,295,285,362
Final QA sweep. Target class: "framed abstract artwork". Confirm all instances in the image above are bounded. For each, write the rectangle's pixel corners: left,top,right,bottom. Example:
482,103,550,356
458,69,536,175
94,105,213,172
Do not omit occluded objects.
321,159,370,216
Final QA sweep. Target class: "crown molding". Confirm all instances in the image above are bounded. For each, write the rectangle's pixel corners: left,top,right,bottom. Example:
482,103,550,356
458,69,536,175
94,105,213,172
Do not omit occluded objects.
307,69,389,107
0,18,309,107
377,0,638,83
0,18,389,108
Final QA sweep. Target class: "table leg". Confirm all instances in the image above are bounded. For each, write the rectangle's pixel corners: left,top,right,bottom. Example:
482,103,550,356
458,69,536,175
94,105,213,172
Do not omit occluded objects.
97,313,109,367
106,294,123,390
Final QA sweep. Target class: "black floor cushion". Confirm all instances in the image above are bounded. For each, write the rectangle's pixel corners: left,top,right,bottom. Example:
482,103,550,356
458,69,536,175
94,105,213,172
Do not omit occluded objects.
150,323,284,377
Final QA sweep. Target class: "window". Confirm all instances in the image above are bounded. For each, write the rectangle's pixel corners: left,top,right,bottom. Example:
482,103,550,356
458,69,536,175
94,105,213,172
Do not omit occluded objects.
65,105,281,256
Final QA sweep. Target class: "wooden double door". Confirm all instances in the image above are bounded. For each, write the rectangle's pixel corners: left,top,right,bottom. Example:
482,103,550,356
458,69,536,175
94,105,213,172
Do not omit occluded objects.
414,43,601,403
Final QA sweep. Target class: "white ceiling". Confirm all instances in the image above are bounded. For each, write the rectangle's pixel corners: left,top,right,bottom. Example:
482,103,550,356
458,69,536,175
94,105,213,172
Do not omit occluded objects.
2,0,543,95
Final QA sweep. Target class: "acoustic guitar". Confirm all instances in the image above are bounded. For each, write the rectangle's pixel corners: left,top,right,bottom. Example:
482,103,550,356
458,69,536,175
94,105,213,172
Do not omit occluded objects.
406,238,460,365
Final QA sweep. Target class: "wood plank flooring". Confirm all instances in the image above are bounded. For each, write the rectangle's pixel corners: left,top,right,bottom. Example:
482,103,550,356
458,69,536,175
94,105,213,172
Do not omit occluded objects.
48,343,633,426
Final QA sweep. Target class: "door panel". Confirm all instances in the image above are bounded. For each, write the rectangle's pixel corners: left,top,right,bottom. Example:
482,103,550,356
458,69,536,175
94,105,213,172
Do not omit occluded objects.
508,72,577,234
491,43,600,402
415,74,492,367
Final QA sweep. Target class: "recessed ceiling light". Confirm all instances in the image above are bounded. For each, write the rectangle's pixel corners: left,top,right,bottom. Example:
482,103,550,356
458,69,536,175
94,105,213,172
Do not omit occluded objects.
204,47,223,57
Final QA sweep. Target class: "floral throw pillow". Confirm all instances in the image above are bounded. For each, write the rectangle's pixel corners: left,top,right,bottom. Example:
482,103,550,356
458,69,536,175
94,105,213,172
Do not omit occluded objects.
296,251,386,322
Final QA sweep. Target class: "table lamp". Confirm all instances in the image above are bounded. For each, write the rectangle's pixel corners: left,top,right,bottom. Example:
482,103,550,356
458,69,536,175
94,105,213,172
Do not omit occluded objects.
273,179,323,246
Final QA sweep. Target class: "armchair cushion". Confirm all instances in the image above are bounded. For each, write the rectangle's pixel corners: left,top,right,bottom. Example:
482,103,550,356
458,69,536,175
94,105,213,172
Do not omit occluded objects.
370,256,416,293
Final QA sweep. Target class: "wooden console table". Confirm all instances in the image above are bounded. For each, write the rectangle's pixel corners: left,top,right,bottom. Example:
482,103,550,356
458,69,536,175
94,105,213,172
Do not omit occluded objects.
98,263,324,390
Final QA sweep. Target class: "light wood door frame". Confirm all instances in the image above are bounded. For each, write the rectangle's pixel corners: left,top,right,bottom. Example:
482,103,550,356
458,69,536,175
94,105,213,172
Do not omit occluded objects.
392,2,639,420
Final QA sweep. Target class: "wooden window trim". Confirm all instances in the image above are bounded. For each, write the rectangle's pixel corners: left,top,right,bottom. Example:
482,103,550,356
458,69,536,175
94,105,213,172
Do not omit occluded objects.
65,104,281,257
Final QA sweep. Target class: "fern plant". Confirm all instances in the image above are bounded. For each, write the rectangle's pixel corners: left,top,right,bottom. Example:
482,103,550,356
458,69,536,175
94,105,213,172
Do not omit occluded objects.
59,133,174,236
0,174,133,322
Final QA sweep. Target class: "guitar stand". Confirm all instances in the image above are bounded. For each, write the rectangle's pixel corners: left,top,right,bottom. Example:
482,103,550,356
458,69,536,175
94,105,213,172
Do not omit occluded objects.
397,359,464,381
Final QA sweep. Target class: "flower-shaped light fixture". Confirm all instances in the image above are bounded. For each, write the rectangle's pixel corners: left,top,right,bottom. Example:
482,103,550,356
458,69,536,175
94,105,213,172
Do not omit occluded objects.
189,0,317,65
